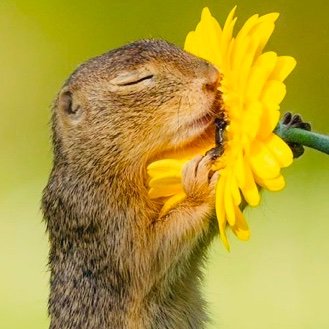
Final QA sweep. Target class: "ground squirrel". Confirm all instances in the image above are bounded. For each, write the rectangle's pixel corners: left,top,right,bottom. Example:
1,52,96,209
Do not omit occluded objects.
42,39,224,329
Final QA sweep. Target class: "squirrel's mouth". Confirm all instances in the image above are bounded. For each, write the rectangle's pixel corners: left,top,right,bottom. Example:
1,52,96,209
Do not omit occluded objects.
184,111,214,131
153,91,223,160
165,110,221,158
178,92,223,148
179,113,215,147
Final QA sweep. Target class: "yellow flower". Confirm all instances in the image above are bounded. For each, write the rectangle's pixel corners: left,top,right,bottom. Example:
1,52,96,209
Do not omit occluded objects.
147,7,296,250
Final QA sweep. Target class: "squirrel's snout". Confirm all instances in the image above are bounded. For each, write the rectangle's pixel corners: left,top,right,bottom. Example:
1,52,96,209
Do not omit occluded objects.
203,63,220,92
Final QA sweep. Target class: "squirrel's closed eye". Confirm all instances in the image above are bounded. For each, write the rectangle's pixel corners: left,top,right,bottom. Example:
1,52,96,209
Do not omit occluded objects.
110,72,154,86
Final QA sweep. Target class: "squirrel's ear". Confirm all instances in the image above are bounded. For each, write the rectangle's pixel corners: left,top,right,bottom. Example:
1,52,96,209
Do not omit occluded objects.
58,86,83,121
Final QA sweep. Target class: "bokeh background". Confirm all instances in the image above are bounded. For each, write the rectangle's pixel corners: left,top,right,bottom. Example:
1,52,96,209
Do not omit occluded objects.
1,0,328,328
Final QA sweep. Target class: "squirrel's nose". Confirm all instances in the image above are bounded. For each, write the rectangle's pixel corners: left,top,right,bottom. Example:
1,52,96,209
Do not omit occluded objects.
203,63,220,92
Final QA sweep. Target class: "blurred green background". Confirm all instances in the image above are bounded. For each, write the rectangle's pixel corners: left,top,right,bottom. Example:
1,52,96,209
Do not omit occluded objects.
0,0,328,328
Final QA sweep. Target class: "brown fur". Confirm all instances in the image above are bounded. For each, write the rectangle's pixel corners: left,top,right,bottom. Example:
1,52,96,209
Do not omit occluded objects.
42,39,223,329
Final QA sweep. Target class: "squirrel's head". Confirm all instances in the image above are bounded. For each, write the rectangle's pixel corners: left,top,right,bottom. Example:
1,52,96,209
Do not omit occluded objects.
53,40,222,174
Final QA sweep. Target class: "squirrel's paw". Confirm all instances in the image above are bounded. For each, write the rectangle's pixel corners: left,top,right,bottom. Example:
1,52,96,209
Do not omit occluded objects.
182,154,218,205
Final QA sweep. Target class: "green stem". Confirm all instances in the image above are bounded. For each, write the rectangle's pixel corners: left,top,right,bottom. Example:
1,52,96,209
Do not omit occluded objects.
275,123,329,155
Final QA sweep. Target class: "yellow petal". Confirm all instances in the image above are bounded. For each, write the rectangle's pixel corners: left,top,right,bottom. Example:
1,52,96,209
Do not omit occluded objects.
250,13,279,56
246,51,278,101
240,160,260,206
262,80,286,105
220,7,237,69
216,173,230,250
148,184,184,199
232,206,250,240
149,174,182,188
200,7,222,66
257,108,280,139
256,174,285,191
235,153,246,187
265,133,293,168
216,174,227,228
224,174,236,226
270,56,297,81
235,14,259,43
219,231,230,252
249,140,281,179
230,175,242,206
232,21,255,72
242,101,263,139
232,13,277,88
147,159,184,177
159,192,186,217
184,7,222,67
184,31,201,57
235,37,260,95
